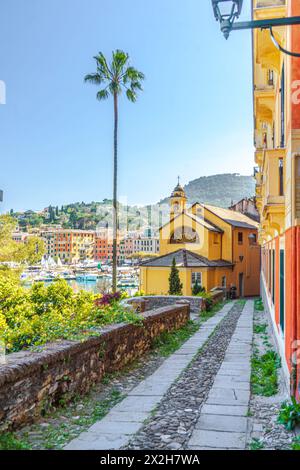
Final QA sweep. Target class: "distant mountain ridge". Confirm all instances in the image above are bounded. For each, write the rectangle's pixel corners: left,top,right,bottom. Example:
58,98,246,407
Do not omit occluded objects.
160,173,255,208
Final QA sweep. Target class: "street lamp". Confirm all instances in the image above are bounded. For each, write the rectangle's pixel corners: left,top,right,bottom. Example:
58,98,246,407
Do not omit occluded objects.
212,0,243,39
211,0,300,57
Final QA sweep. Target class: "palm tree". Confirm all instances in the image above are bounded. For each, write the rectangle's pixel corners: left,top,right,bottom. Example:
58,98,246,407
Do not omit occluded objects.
85,50,144,292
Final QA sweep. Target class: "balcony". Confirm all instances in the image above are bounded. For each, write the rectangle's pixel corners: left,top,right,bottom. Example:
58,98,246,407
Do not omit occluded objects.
253,166,263,185
254,149,264,166
254,86,275,124
254,0,286,8
257,148,286,236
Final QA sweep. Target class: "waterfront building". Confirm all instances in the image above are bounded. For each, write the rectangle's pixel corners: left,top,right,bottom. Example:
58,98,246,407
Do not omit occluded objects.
252,0,300,396
41,229,95,263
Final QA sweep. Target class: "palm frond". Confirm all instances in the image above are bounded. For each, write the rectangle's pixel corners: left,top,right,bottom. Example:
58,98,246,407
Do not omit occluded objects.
130,80,143,91
126,89,137,102
124,67,145,82
94,52,111,80
84,73,103,84
96,89,109,101
111,49,129,77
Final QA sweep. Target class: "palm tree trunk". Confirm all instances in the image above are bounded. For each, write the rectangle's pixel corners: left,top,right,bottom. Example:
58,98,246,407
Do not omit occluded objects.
112,92,118,292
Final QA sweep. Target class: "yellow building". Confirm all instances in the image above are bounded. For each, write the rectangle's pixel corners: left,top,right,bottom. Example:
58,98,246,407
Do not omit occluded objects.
252,0,300,397
140,182,261,297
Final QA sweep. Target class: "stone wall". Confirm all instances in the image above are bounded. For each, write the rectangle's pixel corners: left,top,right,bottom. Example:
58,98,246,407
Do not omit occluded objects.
123,291,225,314
0,303,189,431
123,295,204,313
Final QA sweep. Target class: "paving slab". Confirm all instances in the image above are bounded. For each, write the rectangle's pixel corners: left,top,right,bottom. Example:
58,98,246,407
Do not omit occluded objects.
200,404,249,417
112,395,159,413
104,411,148,423
188,429,246,449
212,377,250,391
195,414,248,432
88,419,141,435
206,387,250,406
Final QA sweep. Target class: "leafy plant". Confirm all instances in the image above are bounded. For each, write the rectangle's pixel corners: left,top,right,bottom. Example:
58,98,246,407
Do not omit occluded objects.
200,292,213,311
292,436,300,450
254,323,268,334
0,433,31,450
192,280,204,296
151,321,199,357
251,350,281,396
95,291,122,306
278,397,300,431
249,438,264,450
255,298,264,311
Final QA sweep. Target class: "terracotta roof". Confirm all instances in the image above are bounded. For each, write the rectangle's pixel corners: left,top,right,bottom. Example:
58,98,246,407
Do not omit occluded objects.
140,249,233,268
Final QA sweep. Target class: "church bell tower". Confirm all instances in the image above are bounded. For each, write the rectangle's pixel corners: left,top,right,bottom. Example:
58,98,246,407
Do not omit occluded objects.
170,177,187,220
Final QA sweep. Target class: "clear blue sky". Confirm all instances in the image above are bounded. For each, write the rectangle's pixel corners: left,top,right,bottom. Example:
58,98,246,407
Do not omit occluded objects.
0,0,253,212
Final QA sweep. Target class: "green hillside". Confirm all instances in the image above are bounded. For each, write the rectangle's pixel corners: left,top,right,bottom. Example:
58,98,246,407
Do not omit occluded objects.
160,173,255,208
11,174,255,232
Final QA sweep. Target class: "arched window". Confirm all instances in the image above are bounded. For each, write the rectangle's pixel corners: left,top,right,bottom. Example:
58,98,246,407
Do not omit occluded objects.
170,227,199,244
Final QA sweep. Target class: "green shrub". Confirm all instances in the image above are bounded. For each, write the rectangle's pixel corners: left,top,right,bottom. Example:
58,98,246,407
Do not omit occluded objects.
200,292,213,311
0,278,140,353
251,350,281,396
278,397,300,431
292,437,300,450
0,433,31,450
255,298,264,311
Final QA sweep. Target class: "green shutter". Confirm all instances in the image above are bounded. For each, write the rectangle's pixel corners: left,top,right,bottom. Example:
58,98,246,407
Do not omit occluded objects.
280,249,285,333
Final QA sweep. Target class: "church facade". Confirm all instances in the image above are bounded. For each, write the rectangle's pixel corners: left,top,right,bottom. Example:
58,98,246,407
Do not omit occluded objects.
140,182,261,297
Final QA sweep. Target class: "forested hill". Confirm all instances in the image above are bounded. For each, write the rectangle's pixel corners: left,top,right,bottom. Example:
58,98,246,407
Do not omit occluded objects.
12,174,255,231
160,173,255,208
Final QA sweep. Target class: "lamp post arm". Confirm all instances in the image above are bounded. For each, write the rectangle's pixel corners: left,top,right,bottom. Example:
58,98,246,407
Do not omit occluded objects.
231,16,300,31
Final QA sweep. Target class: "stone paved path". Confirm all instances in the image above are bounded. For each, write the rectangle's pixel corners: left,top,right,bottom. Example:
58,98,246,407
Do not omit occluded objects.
187,300,253,450
64,301,234,450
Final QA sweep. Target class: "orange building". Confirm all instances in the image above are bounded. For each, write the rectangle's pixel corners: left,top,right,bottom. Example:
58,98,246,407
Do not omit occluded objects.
94,231,125,263
253,0,300,396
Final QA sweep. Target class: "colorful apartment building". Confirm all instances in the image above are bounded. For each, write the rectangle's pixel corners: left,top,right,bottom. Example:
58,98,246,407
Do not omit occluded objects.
41,229,95,263
252,0,300,396
140,182,260,296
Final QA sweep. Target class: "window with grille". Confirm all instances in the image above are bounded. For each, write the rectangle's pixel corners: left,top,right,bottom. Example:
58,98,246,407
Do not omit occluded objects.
191,272,202,287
